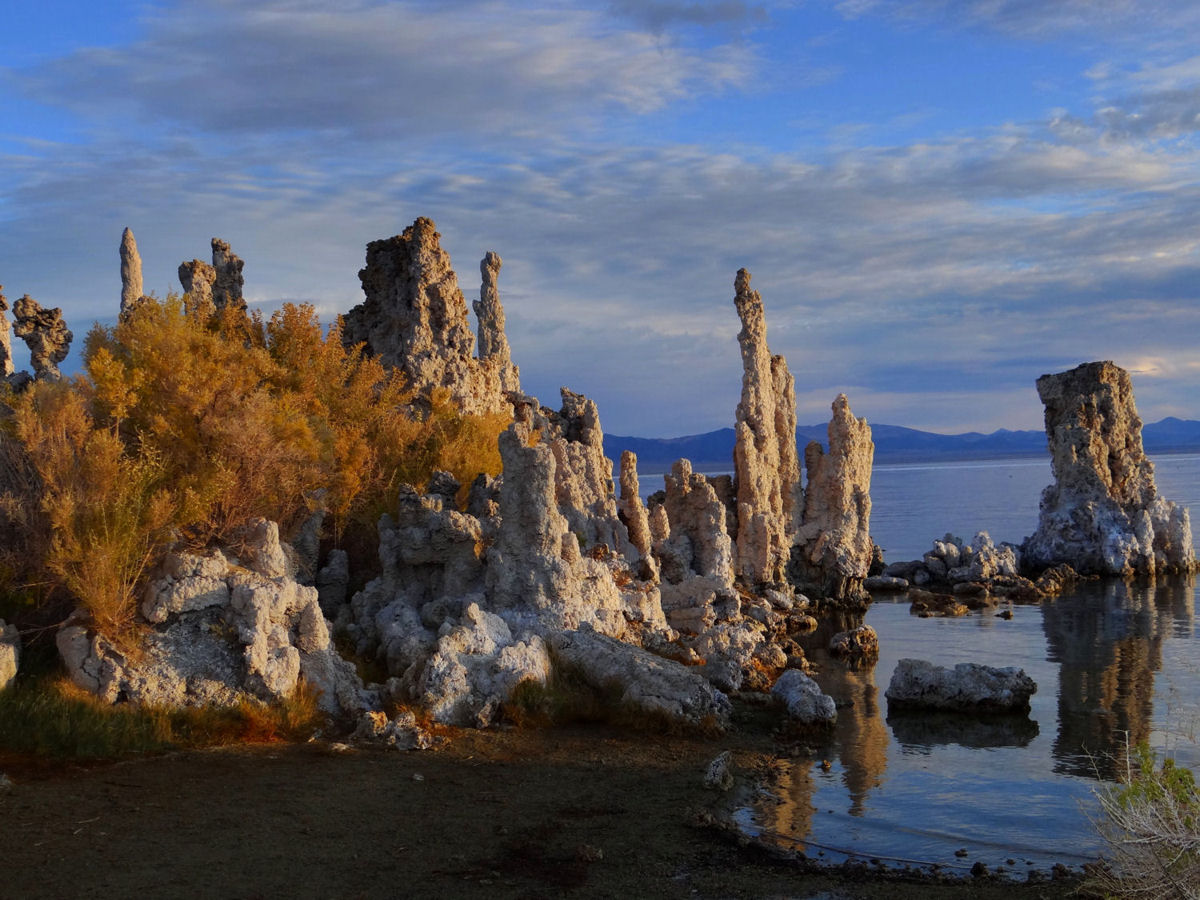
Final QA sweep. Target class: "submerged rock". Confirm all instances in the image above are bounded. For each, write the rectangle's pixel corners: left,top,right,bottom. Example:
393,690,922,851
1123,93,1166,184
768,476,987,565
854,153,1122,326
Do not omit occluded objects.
1022,361,1195,576
885,659,1036,713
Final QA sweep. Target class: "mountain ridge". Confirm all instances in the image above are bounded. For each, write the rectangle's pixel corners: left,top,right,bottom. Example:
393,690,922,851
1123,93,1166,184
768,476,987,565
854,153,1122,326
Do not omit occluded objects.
604,417,1200,471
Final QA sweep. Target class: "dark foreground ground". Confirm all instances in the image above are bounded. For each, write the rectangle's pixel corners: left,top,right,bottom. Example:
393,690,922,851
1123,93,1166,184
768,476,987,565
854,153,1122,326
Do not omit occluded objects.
0,721,1087,900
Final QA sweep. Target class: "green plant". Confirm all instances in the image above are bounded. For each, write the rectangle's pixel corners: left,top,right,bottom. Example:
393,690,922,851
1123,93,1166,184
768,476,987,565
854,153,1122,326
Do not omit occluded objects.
1087,738,1200,899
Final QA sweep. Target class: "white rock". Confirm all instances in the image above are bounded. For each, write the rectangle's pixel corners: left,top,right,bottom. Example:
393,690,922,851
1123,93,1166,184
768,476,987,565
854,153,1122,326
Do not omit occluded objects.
885,659,1037,713
771,668,836,725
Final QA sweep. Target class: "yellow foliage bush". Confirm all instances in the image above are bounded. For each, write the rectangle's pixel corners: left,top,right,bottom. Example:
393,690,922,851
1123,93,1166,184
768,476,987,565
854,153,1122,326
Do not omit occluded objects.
4,297,509,640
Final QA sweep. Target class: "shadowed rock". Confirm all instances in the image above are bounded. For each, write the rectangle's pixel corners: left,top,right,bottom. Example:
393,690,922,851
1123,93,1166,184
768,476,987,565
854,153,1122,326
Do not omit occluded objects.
211,238,246,313
886,659,1036,713
1022,361,1194,576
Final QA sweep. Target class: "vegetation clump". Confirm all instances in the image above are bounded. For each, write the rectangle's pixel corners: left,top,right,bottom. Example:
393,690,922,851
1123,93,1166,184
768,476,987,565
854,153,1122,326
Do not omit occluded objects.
0,297,508,646
1087,740,1200,899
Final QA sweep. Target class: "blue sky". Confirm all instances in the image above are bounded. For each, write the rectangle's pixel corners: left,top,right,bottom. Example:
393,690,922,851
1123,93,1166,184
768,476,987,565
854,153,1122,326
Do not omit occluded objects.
3,0,1200,437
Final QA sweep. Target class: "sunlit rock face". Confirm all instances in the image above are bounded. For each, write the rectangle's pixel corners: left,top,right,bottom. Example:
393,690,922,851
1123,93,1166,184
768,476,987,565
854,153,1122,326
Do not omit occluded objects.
1022,361,1195,576
731,268,801,587
791,394,875,604
343,218,514,417
119,227,146,317
0,288,14,378
12,294,72,381
57,519,364,716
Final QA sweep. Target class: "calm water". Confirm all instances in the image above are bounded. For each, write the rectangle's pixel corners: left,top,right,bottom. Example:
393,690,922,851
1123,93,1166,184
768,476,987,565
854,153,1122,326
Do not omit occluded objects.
737,453,1200,875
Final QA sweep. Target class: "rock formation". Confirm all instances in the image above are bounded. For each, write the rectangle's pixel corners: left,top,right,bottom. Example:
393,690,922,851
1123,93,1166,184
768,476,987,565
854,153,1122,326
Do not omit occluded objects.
731,268,800,586
885,659,1036,713
12,295,72,380
0,619,19,691
617,450,654,565
211,238,246,313
771,668,836,725
119,227,147,317
791,394,875,603
178,259,217,317
342,218,513,416
0,288,14,378
1021,361,1195,576
475,251,520,393
57,519,364,715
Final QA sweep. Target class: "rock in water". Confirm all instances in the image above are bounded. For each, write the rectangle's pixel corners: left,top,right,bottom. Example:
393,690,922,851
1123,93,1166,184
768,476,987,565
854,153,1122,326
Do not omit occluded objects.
12,295,72,380
1021,361,1195,576
791,394,875,603
886,659,1036,713
732,268,801,586
119,227,146,317
771,668,836,725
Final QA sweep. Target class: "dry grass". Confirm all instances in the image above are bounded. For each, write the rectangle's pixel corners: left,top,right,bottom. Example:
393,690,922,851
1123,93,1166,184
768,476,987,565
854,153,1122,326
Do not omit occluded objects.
0,675,326,759
1086,738,1200,899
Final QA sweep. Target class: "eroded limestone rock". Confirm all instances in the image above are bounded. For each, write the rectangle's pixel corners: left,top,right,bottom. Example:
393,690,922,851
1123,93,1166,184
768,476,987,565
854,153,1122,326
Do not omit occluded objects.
178,259,217,317
0,288,14,378
0,619,20,691
211,238,246,313
549,628,731,728
886,659,1036,713
119,227,147,317
1022,361,1195,576
60,520,364,715
732,269,800,586
771,668,836,725
618,450,654,564
12,295,72,380
792,394,875,603
343,218,509,416
475,251,520,393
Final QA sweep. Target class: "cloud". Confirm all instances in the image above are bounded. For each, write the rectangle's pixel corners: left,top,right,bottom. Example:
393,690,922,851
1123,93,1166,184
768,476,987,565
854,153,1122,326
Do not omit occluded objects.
16,0,753,143
607,0,772,31
5,0,1200,435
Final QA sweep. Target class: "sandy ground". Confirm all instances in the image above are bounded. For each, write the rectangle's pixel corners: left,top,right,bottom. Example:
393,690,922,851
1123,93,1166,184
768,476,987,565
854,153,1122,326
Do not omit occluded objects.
0,719,1089,900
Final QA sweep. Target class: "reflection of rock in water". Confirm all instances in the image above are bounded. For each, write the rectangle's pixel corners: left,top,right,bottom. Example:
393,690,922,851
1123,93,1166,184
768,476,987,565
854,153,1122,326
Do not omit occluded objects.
886,710,1039,749
823,663,890,816
1043,576,1194,777
796,607,889,817
753,757,817,844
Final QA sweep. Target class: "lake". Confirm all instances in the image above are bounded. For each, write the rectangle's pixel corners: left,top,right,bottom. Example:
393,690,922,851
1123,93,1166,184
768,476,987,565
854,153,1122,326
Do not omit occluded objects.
733,452,1200,876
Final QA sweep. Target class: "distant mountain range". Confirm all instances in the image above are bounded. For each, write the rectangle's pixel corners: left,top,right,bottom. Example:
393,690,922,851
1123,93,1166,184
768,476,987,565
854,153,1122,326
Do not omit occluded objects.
605,417,1200,471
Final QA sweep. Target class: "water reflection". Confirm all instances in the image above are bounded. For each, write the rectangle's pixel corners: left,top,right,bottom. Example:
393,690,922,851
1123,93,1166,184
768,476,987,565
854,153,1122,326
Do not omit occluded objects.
746,574,1197,870
1044,574,1196,778
886,710,1039,750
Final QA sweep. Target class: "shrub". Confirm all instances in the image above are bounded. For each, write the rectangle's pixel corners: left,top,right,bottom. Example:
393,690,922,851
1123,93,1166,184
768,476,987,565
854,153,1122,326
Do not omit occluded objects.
1087,739,1200,899
3,297,508,641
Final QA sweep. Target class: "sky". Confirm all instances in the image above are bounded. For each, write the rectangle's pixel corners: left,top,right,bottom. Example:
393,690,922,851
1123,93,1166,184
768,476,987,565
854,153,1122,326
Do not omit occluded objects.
3,0,1200,438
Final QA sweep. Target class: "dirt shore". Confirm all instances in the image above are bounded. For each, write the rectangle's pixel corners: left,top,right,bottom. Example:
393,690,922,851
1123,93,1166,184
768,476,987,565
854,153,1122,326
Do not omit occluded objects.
0,717,1091,900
